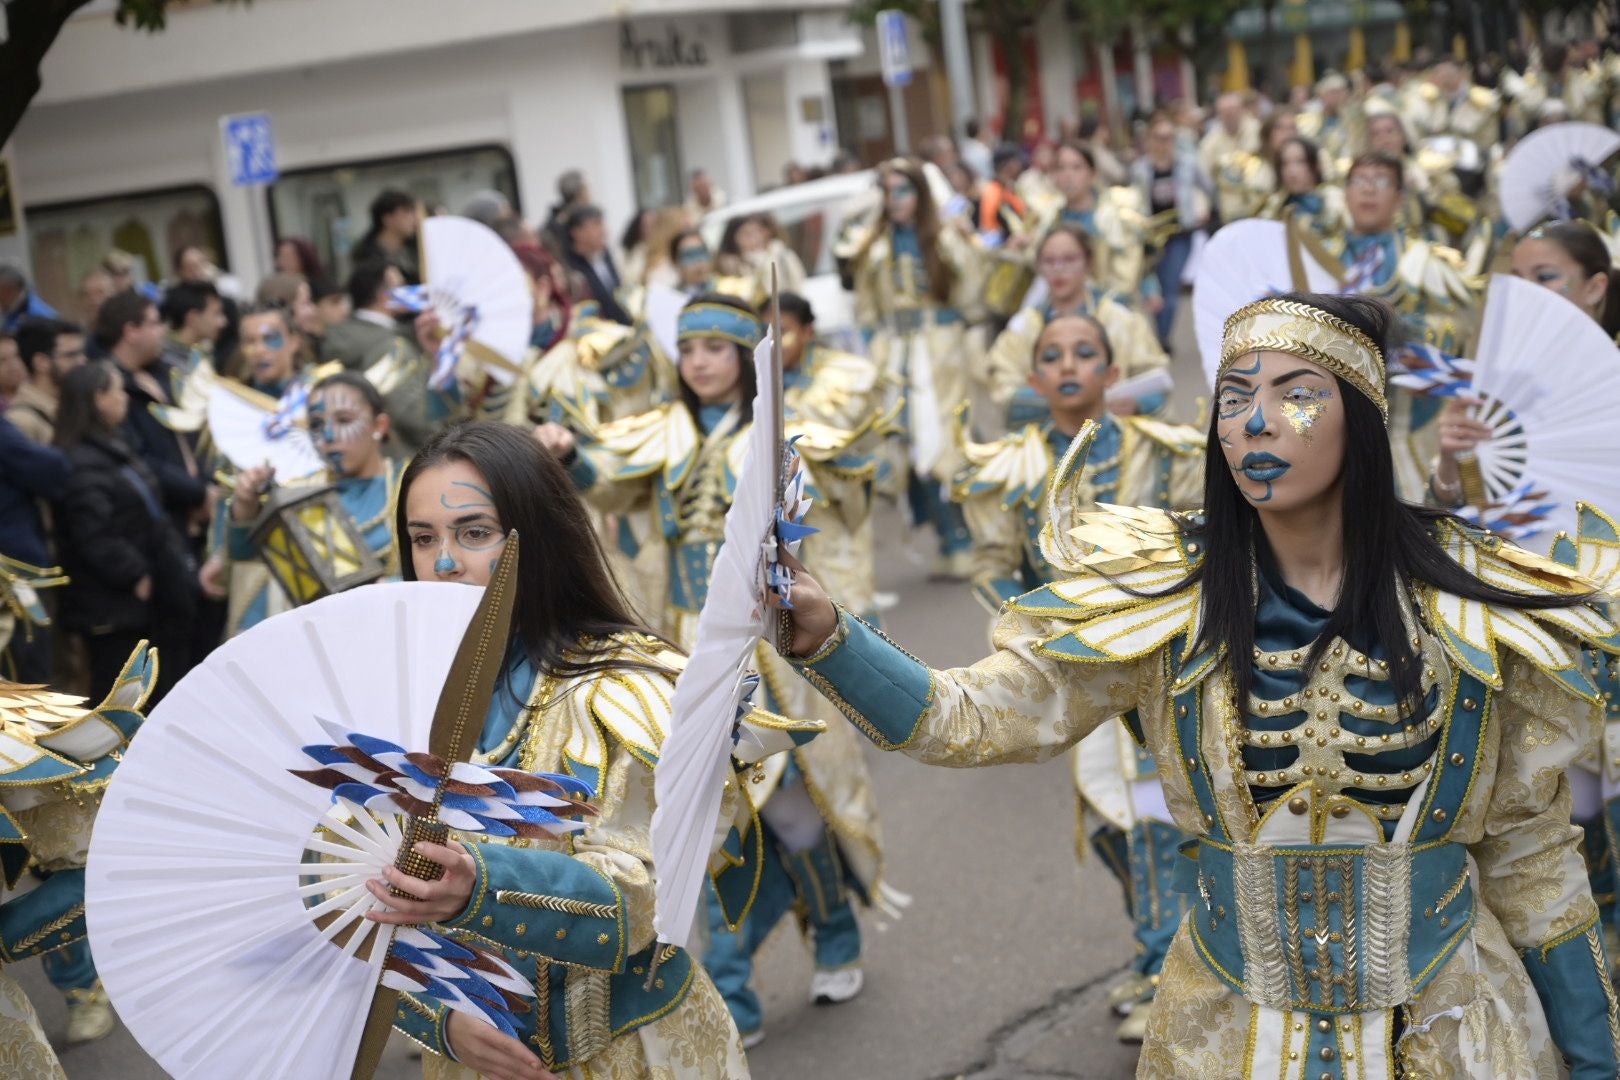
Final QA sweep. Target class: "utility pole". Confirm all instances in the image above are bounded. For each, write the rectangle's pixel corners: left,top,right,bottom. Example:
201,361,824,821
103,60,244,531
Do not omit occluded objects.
939,0,976,140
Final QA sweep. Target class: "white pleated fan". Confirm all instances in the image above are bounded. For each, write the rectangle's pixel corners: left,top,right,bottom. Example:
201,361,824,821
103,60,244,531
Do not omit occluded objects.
1394,274,1620,547
85,582,575,1079
1498,122,1620,232
416,216,534,387
651,328,811,950
206,380,326,480
1193,218,1342,387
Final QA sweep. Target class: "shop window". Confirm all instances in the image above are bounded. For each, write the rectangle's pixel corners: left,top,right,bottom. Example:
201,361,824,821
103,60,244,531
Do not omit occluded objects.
268,145,518,282
25,184,224,317
623,85,684,209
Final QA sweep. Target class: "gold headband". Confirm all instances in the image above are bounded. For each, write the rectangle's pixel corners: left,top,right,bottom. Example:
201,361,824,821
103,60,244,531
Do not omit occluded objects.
1218,298,1389,422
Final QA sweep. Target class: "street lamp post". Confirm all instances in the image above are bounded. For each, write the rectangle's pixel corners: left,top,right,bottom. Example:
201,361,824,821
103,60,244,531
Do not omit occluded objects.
938,0,976,140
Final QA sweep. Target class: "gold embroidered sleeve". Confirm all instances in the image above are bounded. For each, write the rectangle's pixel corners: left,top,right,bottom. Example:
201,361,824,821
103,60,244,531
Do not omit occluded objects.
1471,654,1601,949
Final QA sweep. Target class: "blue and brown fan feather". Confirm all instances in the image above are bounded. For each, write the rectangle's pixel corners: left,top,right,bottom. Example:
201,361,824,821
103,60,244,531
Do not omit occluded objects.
291,723,598,840
381,925,535,1038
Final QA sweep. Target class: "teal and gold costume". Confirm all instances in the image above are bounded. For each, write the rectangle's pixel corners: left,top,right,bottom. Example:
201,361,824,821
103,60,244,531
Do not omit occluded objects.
392,633,785,1078
568,302,893,1040
1030,185,1170,313
0,644,155,1072
789,298,1620,1079
954,411,1202,1030
841,213,981,560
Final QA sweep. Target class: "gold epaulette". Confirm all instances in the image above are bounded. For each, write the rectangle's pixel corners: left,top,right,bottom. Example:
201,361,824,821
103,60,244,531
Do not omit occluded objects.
1123,416,1203,456
594,403,700,488
1396,239,1479,309
951,407,1053,510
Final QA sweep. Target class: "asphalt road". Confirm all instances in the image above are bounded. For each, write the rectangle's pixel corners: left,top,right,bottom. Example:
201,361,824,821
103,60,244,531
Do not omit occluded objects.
21,297,1208,1080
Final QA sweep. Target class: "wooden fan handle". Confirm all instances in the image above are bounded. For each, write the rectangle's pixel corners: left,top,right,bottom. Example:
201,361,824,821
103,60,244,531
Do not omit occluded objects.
390,817,450,899
1456,452,1487,510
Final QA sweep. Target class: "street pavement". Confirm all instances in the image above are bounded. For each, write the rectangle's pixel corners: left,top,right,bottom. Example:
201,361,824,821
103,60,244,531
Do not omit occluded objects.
21,298,1207,1079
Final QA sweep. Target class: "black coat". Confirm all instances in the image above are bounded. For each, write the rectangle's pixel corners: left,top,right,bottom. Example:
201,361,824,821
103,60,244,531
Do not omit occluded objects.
117,358,207,532
55,433,195,636
563,248,632,326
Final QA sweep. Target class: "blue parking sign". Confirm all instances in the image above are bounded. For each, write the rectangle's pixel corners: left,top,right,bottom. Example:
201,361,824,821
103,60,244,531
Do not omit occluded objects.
222,112,278,186
877,10,911,88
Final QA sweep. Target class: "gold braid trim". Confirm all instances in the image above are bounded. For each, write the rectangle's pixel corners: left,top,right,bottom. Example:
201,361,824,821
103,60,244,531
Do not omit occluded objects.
5,903,83,959
1219,297,1390,422
495,890,619,921
1586,926,1620,1058
399,993,437,1022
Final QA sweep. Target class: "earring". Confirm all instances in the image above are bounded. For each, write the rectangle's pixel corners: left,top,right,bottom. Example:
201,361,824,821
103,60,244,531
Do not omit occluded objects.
373,432,383,441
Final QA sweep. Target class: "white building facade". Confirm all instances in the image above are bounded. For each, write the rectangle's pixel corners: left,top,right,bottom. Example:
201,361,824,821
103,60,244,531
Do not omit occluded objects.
5,0,863,311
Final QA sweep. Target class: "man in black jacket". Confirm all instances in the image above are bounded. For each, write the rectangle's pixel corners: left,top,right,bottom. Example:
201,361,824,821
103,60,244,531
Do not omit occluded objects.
95,291,210,675
562,204,632,325
0,413,69,683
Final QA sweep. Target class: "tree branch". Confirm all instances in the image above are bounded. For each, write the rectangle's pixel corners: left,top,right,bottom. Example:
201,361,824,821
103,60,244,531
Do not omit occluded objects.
0,0,98,150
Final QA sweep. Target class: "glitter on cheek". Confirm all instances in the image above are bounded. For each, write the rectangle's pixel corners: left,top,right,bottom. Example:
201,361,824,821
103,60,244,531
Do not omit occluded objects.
1280,393,1332,441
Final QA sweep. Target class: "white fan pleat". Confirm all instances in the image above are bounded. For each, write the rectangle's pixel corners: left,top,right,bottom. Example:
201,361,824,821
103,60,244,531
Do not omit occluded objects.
1192,219,1342,387
1459,274,1620,546
1498,122,1620,231
421,217,533,385
87,582,484,1079
652,334,779,949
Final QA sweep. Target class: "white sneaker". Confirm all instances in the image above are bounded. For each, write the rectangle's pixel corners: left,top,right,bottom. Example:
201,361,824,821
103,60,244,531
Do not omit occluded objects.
810,966,864,1005
740,1027,767,1051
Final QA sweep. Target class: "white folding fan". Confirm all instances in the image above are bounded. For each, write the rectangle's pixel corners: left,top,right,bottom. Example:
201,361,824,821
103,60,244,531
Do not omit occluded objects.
651,277,813,950
1192,218,1342,387
86,576,594,1079
398,215,534,390
206,379,326,480
1391,273,1620,547
1499,122,1620,232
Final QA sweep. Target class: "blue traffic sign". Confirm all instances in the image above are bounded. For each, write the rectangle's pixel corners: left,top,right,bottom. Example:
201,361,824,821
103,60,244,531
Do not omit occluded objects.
877,10,912,88
222,112,278,186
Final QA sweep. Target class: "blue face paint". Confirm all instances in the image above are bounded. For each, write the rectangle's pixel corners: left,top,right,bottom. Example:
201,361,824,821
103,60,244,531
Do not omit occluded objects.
1238,451,1290,503
440,480,496,511
433,554,456,574
1244,399,1268,437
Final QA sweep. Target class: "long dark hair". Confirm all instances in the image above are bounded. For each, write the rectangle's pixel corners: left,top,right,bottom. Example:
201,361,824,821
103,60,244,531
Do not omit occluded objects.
1524,220,1620,337
857,158,955,306
54,360,120,449
397,421,669,680
1186,291,1587,710
676,292,759,428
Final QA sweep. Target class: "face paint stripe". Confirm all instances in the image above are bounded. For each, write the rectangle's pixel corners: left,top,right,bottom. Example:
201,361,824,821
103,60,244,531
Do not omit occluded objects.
1244,399,1268,437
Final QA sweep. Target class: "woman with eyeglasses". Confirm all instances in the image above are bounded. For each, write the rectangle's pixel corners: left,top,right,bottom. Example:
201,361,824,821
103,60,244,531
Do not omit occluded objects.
983,225,1171,427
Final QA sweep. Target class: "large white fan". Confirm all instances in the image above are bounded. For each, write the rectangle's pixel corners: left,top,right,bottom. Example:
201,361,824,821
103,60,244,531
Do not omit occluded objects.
206,379,326,480
86,581,585,1079
1192,218,1342,387
411,215,534,388
1498,122,1620,232
645,283,687,363
652,294,812,949
1395,274,1620,546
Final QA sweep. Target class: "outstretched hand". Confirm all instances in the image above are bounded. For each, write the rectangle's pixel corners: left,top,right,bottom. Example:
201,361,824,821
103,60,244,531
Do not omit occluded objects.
767,549,839,657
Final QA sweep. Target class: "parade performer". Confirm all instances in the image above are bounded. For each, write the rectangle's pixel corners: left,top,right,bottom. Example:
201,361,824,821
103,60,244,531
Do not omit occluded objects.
954,312,1202,1041
1295,72,1362,181
778,290,1620,1079
1036,141,1167,317
1432,220,1620,964
714,214,808,305
1404,56,1502,159
1258,137,1348,242
538,294,892,1046
0,643,154,1059
983,226,1171,428
222,370,402,633
841,158,980,578
383,420,764,1078
1298,151,1478,501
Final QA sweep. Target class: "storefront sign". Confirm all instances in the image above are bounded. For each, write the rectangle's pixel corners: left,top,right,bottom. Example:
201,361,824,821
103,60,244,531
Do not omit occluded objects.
620,23,710,71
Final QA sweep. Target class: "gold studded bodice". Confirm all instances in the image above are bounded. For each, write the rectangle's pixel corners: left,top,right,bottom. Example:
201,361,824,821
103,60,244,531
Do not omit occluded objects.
1240,581,1450,833
671,432,739,545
